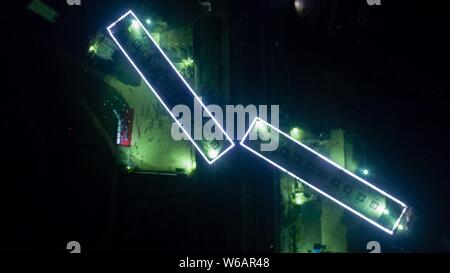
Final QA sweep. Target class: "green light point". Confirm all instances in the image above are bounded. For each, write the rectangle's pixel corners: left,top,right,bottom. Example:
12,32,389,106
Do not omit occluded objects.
290,127,303,140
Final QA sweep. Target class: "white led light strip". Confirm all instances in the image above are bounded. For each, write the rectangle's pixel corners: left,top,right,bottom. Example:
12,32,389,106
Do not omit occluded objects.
240,117,409,235
107,10,235,164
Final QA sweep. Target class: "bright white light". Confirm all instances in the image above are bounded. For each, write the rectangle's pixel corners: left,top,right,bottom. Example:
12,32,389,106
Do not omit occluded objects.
145,18,151,25
240,117,409,235
392,206,408,232
255,120,263,128
131,19,140,29
362,169,369,176
294,0,306,13
107,10,235,164
207,148,219,159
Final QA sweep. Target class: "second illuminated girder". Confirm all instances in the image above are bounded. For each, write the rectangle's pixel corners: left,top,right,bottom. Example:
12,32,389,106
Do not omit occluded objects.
240,118,409,235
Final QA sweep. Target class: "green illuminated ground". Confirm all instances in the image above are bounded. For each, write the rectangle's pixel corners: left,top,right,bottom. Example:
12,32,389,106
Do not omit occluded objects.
104,75,195,173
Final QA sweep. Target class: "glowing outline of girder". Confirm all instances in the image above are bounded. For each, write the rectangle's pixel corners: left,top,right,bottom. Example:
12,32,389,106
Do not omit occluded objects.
240,117,409,235
107,10,235,164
